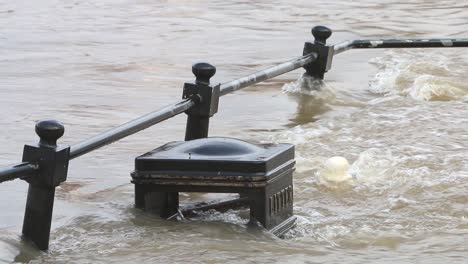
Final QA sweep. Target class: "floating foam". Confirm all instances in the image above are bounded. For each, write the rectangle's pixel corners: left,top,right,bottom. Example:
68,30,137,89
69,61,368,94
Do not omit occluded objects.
408,75,467,101
349,148,401,189
282,73,336,100
369,51,468,101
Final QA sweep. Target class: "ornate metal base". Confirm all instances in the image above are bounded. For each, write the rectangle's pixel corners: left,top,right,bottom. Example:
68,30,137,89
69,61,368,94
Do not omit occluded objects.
132,137,296,236
132,170,295,236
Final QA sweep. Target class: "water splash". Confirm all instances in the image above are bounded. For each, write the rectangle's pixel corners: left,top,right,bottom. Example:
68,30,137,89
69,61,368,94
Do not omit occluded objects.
408,75,467,101
369,51,468,101
271,125,333,145
349,148,401,188
189,209,249,226
312,149,403,190
281,73,337,125
282,73,336,100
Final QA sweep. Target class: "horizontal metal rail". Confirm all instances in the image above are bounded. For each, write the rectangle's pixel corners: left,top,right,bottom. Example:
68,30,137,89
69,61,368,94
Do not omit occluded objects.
70,53,318,159
219,53,318,96
0,162,38,183
69,99,195,159
0,52,319,181
3,33,468,181
334,38,468,55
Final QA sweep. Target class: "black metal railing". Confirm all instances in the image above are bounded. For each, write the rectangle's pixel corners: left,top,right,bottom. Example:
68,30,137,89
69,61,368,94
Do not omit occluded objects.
0,162,38,182
333,38,468,54
1,25,467,251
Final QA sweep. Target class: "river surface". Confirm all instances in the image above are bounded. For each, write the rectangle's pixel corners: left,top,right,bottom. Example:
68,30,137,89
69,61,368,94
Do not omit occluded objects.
0,0,467,263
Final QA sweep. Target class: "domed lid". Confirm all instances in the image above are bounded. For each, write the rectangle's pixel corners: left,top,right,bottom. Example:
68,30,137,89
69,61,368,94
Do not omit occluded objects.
134,137,294,175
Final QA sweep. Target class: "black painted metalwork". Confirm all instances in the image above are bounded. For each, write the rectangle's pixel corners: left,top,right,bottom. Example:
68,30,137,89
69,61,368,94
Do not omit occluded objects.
67,52,318,161
131,137,296,236
334,38,468,54
183,62,220,141
0,162,38,184
303,26,334,79
219,53,317,96
69,99,195,159
21,120,70,250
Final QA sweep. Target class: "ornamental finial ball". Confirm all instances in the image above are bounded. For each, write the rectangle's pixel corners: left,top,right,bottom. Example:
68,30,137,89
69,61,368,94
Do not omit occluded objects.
35,120,65,148
192,62,216,85
312,26,332,45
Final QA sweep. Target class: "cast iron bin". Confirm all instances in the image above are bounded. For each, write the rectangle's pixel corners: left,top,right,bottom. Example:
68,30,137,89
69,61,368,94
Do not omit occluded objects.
131,137,296,236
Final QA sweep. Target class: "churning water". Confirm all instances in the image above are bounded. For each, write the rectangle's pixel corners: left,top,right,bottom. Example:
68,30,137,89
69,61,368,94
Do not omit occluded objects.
0,0,467,263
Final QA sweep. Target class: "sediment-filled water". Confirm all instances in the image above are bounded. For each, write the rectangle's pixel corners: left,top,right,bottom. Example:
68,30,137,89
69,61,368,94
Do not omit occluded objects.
0,0,467,263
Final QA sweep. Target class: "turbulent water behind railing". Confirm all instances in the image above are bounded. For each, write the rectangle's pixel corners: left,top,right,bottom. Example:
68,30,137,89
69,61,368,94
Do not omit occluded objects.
0,0,467,263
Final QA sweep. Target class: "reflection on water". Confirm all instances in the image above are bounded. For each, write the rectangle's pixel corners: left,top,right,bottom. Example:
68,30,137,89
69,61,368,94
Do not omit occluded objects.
0,0,467,263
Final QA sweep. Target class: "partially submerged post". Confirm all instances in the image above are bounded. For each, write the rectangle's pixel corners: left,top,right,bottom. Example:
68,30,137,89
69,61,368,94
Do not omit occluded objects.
134,62,221,216
21,120,70,250
183,62,220,141
303,26,334,80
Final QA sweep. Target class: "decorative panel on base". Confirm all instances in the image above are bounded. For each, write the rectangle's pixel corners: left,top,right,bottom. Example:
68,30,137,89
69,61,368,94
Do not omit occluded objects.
131,137,296,235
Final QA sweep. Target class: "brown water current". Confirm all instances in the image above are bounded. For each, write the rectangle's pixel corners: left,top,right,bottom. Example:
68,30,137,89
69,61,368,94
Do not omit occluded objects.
0,0,467,263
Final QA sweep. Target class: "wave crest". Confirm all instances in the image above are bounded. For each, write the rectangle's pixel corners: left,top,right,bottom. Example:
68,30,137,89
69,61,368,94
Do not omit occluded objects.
369,51,468,101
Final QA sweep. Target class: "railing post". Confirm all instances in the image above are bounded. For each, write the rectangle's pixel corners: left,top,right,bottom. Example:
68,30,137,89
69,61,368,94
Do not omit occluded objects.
183,62,220,140
21,120,70,250
133,63,220,218
303,26,334,79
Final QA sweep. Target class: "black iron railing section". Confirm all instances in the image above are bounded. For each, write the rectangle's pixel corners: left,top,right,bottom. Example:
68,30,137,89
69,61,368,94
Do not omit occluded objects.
1,25,467,250
333,38,468,54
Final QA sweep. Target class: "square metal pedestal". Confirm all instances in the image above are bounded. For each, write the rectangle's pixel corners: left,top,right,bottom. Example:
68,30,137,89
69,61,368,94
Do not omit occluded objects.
131,137,296,236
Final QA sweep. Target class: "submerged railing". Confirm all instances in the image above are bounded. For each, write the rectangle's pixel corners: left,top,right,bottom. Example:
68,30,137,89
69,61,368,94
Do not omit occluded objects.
1,25,467,250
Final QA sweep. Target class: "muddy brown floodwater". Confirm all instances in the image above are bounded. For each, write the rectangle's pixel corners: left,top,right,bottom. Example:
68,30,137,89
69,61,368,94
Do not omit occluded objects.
0,0,467,263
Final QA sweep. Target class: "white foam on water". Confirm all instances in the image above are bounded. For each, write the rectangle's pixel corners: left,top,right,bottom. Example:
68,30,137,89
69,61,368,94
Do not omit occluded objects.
369,51,468,101
349,148,401,188
310,149,404,190
190,209,249,225
317,149,412,187
0,235,21,263
272,124,333,145
282,73,336,100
